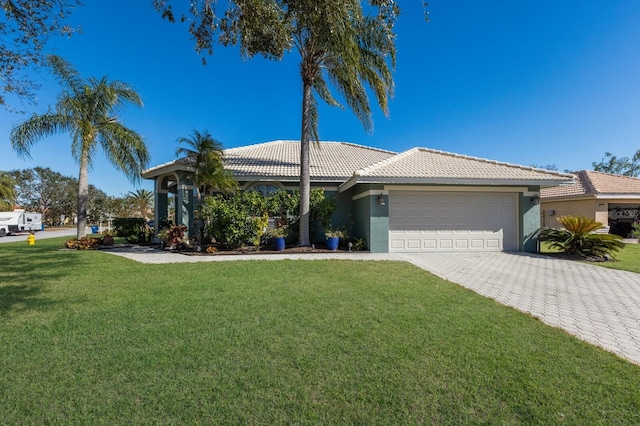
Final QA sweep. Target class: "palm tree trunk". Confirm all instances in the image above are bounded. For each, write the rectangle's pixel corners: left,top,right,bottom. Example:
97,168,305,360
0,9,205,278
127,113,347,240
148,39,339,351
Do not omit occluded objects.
77,148,90,239
298,79,312,247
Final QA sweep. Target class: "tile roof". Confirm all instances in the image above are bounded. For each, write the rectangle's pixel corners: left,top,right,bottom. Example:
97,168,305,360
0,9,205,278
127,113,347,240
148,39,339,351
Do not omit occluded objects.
143,141,574,188
541,170,640,199
351,148,574,184
222,140,396,180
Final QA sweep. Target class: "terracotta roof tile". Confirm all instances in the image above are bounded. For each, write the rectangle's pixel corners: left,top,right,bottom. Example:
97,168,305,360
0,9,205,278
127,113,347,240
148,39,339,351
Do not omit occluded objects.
541,170,640,199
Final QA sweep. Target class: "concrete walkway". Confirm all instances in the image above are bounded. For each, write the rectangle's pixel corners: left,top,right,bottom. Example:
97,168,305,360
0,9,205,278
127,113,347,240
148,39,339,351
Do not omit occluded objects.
106,247,640,365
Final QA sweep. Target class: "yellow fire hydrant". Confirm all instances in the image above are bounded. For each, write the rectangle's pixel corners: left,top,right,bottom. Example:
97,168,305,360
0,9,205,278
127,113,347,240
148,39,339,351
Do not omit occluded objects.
27,232,35,246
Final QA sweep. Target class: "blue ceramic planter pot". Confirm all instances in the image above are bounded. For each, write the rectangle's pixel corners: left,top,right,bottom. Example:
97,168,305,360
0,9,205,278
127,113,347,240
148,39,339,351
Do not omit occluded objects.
273,237,286,251
326,236,339,251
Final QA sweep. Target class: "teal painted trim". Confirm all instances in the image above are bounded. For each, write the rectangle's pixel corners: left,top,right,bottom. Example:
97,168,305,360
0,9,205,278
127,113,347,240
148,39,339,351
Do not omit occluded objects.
369,194,389,253
348,188,390,253
520,191,541,252
351,195,371,249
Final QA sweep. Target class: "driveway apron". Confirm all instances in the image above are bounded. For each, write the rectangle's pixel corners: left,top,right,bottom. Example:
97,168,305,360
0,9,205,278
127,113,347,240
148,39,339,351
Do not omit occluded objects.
401,252,640,365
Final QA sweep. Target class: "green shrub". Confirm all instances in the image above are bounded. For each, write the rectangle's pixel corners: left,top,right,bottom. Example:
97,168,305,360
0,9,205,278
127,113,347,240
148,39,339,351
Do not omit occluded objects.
286,189,337,242
198,191,268,249
535,215,624,258
198,189,337,249
112,217,150,243
352,237,367,251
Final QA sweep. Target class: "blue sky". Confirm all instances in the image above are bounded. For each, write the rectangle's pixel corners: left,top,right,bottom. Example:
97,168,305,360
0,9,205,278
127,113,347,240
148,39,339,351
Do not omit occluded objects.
1,0,639,196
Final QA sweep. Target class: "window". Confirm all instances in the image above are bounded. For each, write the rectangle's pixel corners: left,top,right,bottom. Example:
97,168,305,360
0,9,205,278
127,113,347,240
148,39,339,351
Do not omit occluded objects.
249,183,282,197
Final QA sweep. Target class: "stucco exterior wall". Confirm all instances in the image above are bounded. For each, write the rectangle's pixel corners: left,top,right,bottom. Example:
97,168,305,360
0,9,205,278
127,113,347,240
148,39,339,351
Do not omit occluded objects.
540,199,600,228
350,185,389,253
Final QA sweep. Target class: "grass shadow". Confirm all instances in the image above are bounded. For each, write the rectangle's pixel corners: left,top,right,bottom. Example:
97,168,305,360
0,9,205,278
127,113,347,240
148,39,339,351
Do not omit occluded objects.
0,240,91,319
0,284,60,319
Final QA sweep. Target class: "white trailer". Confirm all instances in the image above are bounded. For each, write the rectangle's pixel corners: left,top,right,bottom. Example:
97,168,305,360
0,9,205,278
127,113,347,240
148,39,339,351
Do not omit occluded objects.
0,211,43,237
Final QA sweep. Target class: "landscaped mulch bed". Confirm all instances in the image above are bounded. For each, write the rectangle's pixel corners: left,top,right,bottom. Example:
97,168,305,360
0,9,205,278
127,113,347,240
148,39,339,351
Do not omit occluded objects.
538,252,617,263
176,244,354,256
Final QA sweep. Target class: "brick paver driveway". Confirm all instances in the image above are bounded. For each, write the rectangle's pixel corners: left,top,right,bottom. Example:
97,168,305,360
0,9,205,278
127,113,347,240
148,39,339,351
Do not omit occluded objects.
401,252,640,365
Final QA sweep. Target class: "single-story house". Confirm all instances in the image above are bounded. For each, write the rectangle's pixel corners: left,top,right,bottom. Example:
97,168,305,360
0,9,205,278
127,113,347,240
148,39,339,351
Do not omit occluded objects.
540,170,640,237
142,140,574,253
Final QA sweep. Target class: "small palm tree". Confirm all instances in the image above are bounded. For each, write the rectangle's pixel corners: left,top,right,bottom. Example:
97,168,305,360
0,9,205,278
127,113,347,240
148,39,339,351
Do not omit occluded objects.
10,55,149,238
535,215,624,258
0,172,16,211
127,188,154,220
175,130,236,202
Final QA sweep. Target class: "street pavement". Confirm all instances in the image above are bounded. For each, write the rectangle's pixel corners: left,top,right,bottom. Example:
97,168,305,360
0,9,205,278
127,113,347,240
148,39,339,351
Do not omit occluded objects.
104,247,640,365
0,228,87,244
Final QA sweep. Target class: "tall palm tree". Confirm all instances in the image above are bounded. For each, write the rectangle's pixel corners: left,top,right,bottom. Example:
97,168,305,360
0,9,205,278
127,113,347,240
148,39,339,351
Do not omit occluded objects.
0,172,16,211
293,2,397,246
175,129,237,202
127,188,154,220
155,0,397,245
10,55,149,238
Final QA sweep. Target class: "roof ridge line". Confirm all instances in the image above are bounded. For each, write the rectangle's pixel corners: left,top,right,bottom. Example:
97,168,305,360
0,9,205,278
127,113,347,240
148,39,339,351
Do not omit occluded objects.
416,147,575,178
353,147,419,176
224,140,398,156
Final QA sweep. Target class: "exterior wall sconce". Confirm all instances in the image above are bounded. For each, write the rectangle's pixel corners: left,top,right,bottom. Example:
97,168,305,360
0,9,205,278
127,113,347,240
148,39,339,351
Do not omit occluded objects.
377,194,386,206
530,195,540,205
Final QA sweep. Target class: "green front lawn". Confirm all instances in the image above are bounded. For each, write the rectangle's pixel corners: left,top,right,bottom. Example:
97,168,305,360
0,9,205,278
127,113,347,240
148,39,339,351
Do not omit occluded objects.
599,242,640,273
1,238,640,424
540,240,640,274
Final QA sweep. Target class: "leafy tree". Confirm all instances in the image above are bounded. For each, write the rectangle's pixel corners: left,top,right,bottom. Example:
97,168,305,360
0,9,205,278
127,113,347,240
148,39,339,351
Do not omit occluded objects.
87,185,110,224
10,55,149,238
592,150,640,177
0,0,80,109
126,188,154,220
104,195,132,219
535,215,624,258
175,129,236,202
0,172,16,211
9,167,76,223
8,166,111,226
154,1,397,246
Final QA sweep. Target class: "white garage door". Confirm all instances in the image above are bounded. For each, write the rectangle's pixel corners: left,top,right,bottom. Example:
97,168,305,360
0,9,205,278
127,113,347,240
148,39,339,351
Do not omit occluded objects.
389,191,517,252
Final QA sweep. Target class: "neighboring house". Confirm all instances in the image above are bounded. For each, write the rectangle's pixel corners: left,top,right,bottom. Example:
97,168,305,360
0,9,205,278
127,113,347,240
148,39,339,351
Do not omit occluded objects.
142,140,574,253
540,170,640,237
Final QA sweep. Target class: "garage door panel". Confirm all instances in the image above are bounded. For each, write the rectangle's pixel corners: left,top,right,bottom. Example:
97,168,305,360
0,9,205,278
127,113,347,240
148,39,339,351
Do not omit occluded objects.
407,239,421,249
423,239,437,249
455,240,469,249
486,239,500,248
389,191,517,252
439,239,453,249
470,239,484,248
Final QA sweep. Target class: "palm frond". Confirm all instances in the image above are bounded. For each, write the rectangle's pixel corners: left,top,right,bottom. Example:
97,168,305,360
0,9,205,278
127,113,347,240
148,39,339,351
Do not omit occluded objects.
10,113,72,159
535,215,624,258
99,122,149,182
558,215,604,234
47,55,84,95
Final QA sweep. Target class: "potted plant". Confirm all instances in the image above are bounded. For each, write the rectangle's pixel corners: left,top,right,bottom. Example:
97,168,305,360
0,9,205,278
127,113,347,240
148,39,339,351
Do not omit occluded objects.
101,229,115,246
324,228,344,251
268,226,288,251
